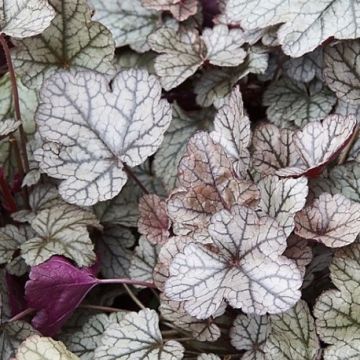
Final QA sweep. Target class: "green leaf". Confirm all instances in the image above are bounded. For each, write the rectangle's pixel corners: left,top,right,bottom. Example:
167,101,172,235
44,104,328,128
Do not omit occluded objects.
264,300,320,360
314,243,360,359
12,0,115,89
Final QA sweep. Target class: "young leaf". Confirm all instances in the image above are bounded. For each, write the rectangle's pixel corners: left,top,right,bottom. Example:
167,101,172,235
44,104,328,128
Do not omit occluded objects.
0,0,55,38
222,0,360,57
91,0,160,51
210,86,251,177
264,300,321,360
1,321,39,360
94,309,184,359
160,295,224,342
97,225,135,278
0,118,19,136
25,256,99,336
148,25,247,90
142,0,198,21
276,115,357,177
294,193,360,248
138,194,170,245
284,235,312,277
165,205,302,319
230,314,269,359
257,175,308,236
252,124,300,175
12,0,115,89
324,40,360,104
314,243,360,358
168,132,259,239
129,236,160,285
263,78,336,128
21,204,100,267
15,335,79,360
35,69,171,206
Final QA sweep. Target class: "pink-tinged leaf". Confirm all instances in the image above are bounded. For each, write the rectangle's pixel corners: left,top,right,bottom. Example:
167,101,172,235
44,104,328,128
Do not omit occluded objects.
138,194,170,245
294,193,360,248
284,235,312,277
168,132,259,239
252,124,300,175
142,0,198,21
25,256,99,336
165,205,302,319
276,115,357,178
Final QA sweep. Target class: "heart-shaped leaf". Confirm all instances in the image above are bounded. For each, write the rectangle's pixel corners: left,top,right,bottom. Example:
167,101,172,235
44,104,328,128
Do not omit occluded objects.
165,205,302,319
34,69,172,206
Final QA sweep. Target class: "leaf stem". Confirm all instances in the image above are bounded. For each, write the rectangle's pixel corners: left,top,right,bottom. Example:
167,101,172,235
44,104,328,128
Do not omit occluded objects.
98,278,157,288
79,304,130,313
7,308,35,322
0,34,29,173
123,283,146,310
123,164,149,194
0,169,17,212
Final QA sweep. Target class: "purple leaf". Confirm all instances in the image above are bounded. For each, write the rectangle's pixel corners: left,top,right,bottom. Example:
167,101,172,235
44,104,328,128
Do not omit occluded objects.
25,256,99,336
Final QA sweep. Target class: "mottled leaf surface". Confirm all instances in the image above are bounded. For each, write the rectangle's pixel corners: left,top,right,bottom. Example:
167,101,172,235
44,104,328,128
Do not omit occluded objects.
295,193,360,248
35,69,171,206
165,205,301,319
12,0,115,89
94,309,184,359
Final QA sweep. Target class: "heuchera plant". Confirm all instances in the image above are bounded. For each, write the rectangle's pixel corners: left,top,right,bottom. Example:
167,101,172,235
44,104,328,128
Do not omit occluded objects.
1,0,360,359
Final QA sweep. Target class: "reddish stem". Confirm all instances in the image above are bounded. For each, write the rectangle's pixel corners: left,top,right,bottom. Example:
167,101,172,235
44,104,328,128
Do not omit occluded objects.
0,34,29,173
98,278,157,288
123,164,149,195
0,169,17,213
7,308,35,322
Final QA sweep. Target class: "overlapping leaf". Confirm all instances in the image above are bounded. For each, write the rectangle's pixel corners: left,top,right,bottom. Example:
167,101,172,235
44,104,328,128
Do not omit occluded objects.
195,46,269,107
142,0,198,21
314,243,360,359
21,204,100,267
97,225,135,278
12,0,115,89
1,321,39,360
0,0,55,38
148,25,247,90
324,40,360,104
15,335,79,360
264,300,320,359
221,0,360,57
160,295,225,342
230,314,269,359
211,86,251,177
252,124,300,175
294,193,360,248
276,115,357,177
167,132,259,239
34,69,171,206
138,194,170,244
165,205,302,319
91,0,160,51
263,78,336,128
94,309,184,359
154,104,208,191
257,175,308,236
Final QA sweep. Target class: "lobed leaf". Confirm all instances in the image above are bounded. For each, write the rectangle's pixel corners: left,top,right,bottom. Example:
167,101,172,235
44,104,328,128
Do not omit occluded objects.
12,0,115,89
34,69,171,206
142,0,198,21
